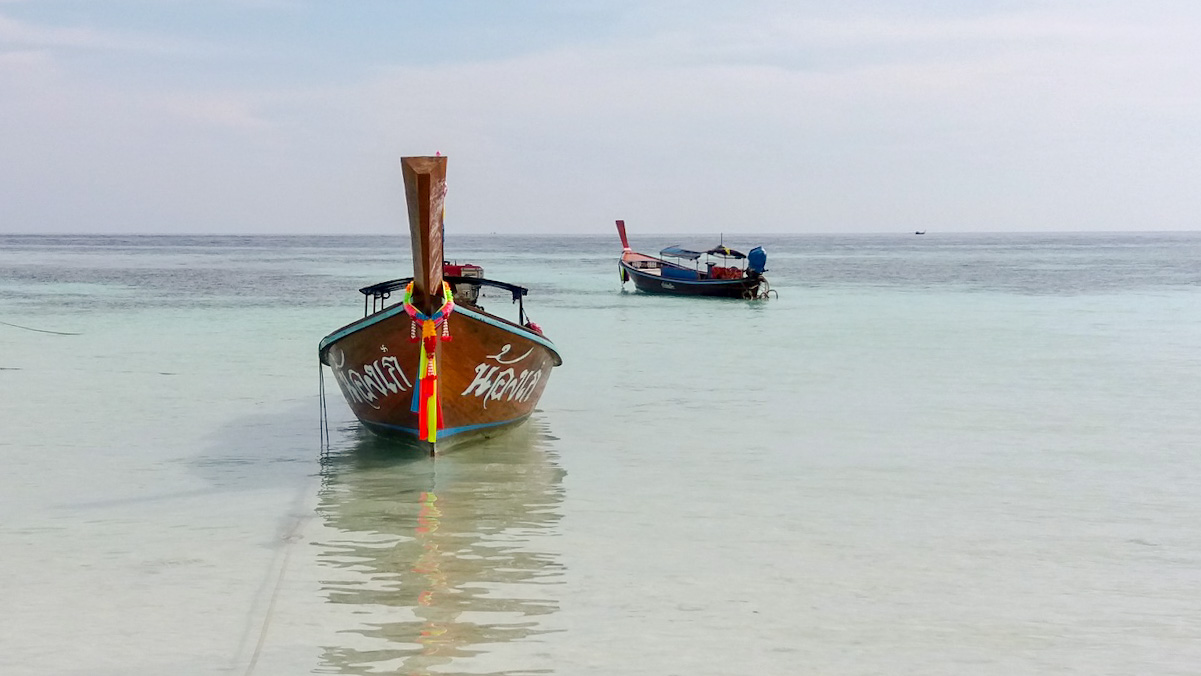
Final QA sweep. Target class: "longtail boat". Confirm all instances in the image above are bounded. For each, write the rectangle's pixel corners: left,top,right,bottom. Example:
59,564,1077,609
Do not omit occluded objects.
319,156,561,453
616,220,772,299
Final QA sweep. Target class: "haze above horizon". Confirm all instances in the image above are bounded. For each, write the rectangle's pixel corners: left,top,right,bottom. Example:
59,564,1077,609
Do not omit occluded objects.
2,1,1199,235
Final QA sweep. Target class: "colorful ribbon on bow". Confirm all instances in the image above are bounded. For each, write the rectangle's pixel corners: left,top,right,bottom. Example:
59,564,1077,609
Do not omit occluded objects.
402,281,455,442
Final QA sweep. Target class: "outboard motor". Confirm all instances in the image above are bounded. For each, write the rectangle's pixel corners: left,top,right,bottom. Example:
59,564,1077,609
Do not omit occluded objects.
747,246,768,276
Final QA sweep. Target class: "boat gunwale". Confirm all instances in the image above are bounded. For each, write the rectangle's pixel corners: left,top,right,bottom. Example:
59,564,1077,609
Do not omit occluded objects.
318,303,562,365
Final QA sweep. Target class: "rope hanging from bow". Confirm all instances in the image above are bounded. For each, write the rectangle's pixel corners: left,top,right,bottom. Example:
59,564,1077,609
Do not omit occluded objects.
402,281,455,442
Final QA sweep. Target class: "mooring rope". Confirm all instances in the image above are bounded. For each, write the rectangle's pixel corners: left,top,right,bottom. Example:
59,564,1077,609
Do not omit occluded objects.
233,361,333,672
318,360,331,458
240,529,297,676
0,319,81,335
235,359,333,674
237,487,316,676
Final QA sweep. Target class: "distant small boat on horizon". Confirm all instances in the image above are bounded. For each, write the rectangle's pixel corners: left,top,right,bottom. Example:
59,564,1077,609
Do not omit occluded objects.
915,230,926,235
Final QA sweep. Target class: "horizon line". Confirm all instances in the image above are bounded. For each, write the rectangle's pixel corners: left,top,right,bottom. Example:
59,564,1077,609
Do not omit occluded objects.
3,228,1200,237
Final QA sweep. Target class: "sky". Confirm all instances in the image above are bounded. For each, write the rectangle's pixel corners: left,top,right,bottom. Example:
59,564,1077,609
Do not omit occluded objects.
1,0,1199,235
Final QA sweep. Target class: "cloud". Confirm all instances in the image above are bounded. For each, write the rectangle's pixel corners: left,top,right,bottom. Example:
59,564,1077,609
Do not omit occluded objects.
334,5,1201,232
2,2,1200,233
154,93,274,132
0,11,232,56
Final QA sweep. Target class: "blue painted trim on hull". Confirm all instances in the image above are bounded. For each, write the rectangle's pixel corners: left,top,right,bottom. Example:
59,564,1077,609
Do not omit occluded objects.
455,306,562,364
319,305,561,365
363,415,530,439
319,303,406,353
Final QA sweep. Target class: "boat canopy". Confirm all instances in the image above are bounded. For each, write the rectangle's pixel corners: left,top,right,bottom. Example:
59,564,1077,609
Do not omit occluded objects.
660,245,749,260
659,246,703,260
705,246,746,259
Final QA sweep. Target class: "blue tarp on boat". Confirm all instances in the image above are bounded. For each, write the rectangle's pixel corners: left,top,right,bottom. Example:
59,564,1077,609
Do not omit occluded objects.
661,266,700,280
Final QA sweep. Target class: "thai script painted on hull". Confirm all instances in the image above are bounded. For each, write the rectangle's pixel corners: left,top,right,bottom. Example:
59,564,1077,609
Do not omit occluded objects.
460,344,545,408
330,347,412,410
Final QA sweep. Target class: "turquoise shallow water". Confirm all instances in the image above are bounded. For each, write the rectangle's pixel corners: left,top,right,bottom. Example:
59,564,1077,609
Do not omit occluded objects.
1,232,1200,675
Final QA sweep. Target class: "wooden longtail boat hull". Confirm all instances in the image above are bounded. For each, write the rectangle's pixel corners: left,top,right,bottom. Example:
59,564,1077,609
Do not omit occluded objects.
619,258,763,298
319,304,561,451
320,155,560,453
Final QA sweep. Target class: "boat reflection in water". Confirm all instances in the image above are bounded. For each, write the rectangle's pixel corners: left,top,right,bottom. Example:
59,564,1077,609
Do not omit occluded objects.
314,419,565,674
